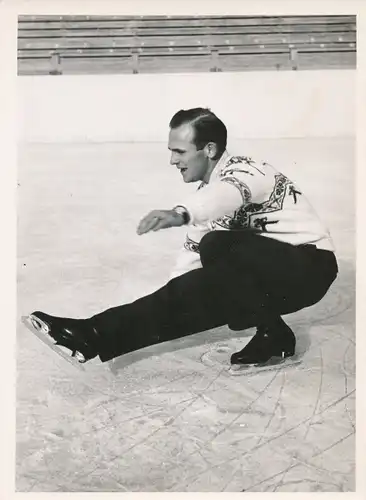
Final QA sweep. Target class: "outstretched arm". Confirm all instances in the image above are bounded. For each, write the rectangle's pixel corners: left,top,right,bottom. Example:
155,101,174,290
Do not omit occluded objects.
176,179,250,225
137,179,249,235
137,166,258,235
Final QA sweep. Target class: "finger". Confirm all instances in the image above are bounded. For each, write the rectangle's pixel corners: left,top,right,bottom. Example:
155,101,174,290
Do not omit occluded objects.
152,221,164,231
145,217,160,233
137,210,168,235
137,214,154,234
152,218,171,232
137,216,160,235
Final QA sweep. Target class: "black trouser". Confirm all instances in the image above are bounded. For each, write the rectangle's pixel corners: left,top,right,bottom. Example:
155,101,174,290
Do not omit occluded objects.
91,231,338,362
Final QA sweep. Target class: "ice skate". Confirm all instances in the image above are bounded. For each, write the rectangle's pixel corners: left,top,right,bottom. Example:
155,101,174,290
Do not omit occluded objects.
21,311,100,370
229,317,298,373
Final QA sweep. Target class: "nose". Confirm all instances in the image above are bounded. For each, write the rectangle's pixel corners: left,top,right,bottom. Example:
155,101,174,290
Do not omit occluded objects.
170,152,179,166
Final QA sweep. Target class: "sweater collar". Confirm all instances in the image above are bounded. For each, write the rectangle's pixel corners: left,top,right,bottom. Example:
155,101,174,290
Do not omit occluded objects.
206,150,230,184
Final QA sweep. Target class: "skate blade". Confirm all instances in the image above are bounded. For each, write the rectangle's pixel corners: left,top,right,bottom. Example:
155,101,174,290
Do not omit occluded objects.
21,315,86,371
201,343,301,376
229,355,301,376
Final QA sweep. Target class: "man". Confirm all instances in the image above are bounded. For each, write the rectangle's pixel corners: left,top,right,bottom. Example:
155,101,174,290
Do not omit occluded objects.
23,108,338,368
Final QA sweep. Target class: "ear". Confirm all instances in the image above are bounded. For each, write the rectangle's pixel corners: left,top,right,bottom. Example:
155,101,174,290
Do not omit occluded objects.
204,142,218,159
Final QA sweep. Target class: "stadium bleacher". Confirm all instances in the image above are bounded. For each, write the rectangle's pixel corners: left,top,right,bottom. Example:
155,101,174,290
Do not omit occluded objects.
17,15,357,75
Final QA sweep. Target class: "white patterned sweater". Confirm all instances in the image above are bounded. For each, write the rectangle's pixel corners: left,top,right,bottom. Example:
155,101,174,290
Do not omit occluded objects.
170,151,334,279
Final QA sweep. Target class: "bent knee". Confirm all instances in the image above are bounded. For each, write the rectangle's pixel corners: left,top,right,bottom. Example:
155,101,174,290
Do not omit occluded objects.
199,231,220,252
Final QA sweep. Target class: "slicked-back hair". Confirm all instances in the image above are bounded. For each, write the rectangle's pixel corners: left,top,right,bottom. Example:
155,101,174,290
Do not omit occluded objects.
169,108,227,159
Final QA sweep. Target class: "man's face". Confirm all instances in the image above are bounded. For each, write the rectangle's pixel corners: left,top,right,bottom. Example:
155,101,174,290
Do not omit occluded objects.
168,123,209,183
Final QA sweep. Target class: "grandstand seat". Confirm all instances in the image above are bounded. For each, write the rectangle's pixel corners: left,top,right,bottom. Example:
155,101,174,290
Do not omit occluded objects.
17,15,356,75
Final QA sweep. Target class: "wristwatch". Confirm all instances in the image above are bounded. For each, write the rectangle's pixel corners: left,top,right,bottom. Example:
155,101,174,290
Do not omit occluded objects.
173,205,190,224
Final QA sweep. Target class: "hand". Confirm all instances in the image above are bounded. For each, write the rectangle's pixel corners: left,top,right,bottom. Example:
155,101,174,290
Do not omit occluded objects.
137,209,185,235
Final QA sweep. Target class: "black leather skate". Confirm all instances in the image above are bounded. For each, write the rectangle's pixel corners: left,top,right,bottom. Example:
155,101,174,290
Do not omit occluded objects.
230,317,296,367
22,311,100,369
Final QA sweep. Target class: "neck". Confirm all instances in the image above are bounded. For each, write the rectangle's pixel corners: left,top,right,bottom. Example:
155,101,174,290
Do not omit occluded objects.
202,157,220,183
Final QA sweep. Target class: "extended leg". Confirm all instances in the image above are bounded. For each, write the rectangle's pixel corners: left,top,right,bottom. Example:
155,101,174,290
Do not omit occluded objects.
24,232,337,366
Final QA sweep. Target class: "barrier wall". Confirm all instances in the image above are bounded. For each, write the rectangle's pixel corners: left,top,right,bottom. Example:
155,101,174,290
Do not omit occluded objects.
18,70,355,143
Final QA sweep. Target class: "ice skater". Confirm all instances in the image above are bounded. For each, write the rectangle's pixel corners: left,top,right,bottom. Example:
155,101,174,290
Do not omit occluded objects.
23,108,338,369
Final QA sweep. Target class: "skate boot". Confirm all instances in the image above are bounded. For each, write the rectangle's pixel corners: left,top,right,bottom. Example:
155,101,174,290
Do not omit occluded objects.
230,317,296,367
22,311,100,369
